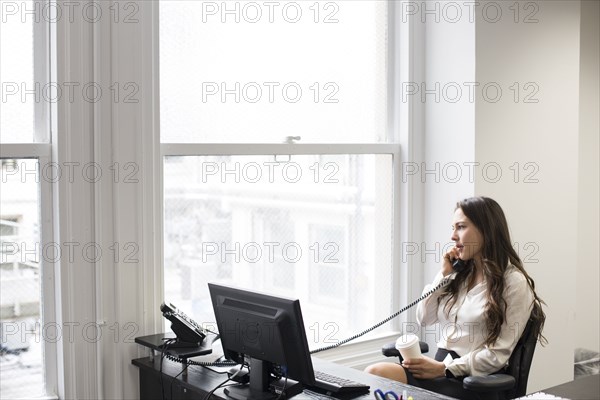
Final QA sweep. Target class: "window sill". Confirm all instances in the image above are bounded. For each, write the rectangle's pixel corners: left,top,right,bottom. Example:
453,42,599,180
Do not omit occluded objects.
312,331,402,369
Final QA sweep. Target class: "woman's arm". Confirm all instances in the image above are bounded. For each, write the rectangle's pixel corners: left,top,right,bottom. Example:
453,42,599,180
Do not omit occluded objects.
445,269,535,377
416,251,457,326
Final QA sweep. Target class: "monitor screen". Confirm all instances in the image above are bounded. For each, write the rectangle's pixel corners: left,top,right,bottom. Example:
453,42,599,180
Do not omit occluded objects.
208,283,315,399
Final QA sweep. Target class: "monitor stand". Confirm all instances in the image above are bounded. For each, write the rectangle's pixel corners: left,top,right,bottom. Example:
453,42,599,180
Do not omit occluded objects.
224,358,303,400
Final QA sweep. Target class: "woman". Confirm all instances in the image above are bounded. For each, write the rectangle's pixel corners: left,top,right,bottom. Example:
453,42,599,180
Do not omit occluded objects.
365,196,546,399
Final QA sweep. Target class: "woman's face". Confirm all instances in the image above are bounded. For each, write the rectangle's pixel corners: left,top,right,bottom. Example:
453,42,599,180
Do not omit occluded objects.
451,208,484,261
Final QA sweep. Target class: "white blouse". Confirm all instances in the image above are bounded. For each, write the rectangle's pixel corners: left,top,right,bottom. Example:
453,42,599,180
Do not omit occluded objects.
416,265,534,377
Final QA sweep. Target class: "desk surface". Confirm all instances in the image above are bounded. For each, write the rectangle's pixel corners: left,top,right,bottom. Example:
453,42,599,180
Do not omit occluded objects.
543,374,600,400
132,355,457,400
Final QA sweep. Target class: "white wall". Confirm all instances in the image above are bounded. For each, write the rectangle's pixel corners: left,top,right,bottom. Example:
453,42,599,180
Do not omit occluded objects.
420,2,476,285
474,0,582,391
417,0,598,392
416,0,477,368
576,0,600,354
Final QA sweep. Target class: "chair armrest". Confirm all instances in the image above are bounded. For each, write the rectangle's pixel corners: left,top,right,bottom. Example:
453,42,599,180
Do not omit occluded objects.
381,342,430,358
463,374,515,392
382,342,400,357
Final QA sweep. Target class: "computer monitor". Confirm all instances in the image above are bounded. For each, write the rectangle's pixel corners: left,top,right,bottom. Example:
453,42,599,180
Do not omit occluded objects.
208,283,316,399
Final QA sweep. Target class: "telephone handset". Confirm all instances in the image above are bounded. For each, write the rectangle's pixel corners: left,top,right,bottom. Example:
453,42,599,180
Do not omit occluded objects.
452,258,468,273
160,302,206,347
158,303,237,368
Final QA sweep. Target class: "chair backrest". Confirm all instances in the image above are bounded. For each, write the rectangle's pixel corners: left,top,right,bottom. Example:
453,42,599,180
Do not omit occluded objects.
504,318,539,398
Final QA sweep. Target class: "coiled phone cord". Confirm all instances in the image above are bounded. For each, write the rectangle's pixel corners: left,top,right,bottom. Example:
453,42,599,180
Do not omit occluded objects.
165,353,238,367
309,275,452,354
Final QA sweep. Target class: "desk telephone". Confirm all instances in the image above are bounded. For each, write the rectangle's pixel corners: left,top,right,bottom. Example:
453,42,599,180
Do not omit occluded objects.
160,302,206,347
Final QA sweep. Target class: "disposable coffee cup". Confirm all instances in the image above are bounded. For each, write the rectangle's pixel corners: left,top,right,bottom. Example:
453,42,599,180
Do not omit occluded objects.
395,334,422,360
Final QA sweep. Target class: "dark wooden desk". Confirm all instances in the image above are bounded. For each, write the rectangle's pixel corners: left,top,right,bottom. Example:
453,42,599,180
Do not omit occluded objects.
543,374,600,400
132,354,458,400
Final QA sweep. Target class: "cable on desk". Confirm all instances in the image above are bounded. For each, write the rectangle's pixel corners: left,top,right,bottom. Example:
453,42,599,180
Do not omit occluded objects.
202,365,246,400
166,353,238,367
169,361,190,400
274,372,288,400
160,338,177,400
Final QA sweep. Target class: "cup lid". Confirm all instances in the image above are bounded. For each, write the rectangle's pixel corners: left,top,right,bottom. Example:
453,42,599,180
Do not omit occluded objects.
395,333,419,349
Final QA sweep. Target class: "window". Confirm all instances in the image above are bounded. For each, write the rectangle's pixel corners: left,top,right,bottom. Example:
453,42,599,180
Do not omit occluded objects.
159,0,403,351
160,0,388,144
0,161,40,322
0,0,54,396
0,216,21,237
308,224,346,301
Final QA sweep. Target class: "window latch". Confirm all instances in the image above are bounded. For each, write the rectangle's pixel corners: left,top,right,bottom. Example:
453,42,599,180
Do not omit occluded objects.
284,136,301,144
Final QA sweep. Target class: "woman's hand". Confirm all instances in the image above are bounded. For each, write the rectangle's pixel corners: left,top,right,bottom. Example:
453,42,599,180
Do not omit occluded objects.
402,356,446,379
442,247,460,276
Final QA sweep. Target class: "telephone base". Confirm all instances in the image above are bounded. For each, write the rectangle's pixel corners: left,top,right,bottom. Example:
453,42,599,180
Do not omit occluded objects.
134,333,216,358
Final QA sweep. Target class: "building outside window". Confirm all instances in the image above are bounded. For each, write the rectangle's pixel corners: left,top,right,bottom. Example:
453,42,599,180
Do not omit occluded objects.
1,161,44,398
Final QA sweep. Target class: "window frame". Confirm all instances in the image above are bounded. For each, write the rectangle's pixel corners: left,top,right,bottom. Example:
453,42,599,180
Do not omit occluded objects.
0,0,57,388
0,149,57,396
159,144,402,310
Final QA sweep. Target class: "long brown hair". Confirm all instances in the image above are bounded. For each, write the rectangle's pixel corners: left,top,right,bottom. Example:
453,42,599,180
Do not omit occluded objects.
439,196,546,346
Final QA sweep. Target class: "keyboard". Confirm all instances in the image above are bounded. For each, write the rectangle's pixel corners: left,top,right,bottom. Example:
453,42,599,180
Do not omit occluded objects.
311,370,370,395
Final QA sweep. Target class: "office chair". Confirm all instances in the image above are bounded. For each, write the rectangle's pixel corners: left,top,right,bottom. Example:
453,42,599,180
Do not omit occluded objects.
381,318,538,400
